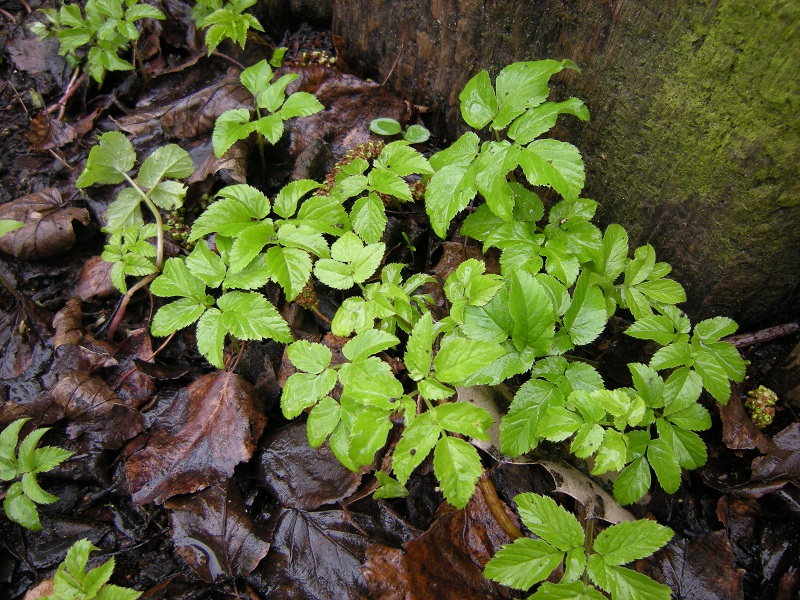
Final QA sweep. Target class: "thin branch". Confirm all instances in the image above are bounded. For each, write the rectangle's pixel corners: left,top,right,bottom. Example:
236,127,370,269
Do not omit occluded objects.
380,21,406,87
724,322,800,348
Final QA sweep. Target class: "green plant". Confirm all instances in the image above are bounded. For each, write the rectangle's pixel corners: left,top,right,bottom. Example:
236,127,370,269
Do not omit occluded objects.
484,492,673,599
370,117,431,144
77,131,193,338
0,418,72,530
190,0,264,55
274,59,745,510
0,220,24,237
31,0,165,83
41,538,140,600
213,53,324,161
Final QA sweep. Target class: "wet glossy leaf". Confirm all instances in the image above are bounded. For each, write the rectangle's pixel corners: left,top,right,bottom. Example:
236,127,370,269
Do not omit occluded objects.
126,372,265,504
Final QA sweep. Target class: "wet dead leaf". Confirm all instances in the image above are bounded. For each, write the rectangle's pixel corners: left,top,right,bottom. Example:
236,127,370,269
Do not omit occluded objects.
719,392,774,453
750,423,800,482
74,255,117,300
165,481,270,583
52,298,84,349
188,138,248,185
250,507,416,599
126,371,265,504
6,31,64,78
362,484,513,600
638,531,745,600
256,421,362,510
0,188,90,261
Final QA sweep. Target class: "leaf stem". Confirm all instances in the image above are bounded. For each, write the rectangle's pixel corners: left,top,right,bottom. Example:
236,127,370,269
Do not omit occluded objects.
122,172,165,270
255,107,266,172
107,272,157,341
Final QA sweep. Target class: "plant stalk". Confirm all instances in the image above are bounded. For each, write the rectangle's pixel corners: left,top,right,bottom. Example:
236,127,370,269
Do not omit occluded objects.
122,173,165,270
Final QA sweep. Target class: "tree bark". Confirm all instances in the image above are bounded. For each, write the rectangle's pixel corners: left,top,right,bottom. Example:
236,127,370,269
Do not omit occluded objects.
331,0,800,328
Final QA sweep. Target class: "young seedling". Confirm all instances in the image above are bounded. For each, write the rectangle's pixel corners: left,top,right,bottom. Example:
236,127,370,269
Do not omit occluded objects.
484,493,673,599
370,117,431,144
31,0,165,84
0,418,72,531
41,538,141,600
76,131,194,339
190,0,265,55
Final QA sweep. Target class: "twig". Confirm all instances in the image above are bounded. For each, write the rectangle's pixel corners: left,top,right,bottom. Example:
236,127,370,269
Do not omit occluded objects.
724,322,800,348
47,67,87,120
8,82,29,116
106,273,158,341
380,21,406,87
211,51,246,70
478,471,523,540
49,149,73,170
0,7,16,22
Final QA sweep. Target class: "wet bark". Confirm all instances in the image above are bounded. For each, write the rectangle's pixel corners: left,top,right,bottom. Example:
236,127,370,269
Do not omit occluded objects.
330,0,800,328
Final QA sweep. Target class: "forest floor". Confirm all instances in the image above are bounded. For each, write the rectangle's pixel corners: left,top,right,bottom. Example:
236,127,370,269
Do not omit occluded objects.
0,2,798,599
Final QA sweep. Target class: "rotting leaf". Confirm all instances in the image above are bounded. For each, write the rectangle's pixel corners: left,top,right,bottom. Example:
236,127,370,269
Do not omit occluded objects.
125,371,265,504
719,391,773,453
0,188,90,261
750,423,800,483
188,138,249,184
165,481,270,583
255,421,362,510
74,256,117,301
637,530,745,600
362,483,513,599
249,507,417,599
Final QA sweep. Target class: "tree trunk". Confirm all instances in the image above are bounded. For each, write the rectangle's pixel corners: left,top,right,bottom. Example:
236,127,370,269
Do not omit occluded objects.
331,0,800,328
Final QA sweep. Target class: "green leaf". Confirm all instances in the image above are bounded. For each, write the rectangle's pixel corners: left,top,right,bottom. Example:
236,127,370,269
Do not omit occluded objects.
257,73,297,112
4,481,41,530
538,406,584,442
647,437,682,493
82,557,115,597
594,519,673,566
433,435,482,508
240,59,273,96
704,341,746,383
280,92,324,119
418,378,455,400
17,427,49,472
125,3,165,20
393,411,441,483
30,445,72,475
589,562,672,600
403,124,430,144
265,245,311,301
138,144,193,188
281,369,338,419
151,258,208,302
484,538,564,590
185,243,226,288
515,493,585,551
508,98,590,145
613,456,652,505
287,340,332,375
530,581,606,600
196,308,226,368
95,583,142,600
218,291,292,342
405,311,434,381
433,403,492,440
306,396,340,447
500,380,564,456
212,108,255,157
626,316,678,346
151,298,206,336
520,139,584,200
692,349,732,403
343,329,400,362
0,220,24,237
0,418,26,473
694,316,738,342
492,59,579,130
591,429,627,475
563,276,607,346
373,470,409,499
433,337,506,384
368,167,412,201
370,118,402,136
273,179,322,219
339,358,403,409
351,194,387,244
253,113,284,145
593,224,628,282
148,180,187,210
650,342,693,371
657,420,707,470
375,141,434,176
276,223,329,258
76,131,135,187
349,407,393,465
21,472,58,504
459,70,497,129
425,132,480,238
508,270,555,355
636,278,686,305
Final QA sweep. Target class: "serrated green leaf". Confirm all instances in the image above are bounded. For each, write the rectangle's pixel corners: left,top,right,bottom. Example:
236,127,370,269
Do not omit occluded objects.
564,277,607,346
152,298,206,337
484,538,564,590
693,316,738,342
287,340,332,374
594,519,673,566
393,411,441,483
626,316,678,346
591,563,672,600
151,257,208,302
138,144,193,189
540,238,580,286
459,70,497,129
349,407,393,465
417,378,455,400
350,194,387,244
213,108,255,157
692,349,732,403
508,98,590,144
252,113,284,144
281,369,338,419
82,556,115,597
538,406,584,442
500,379,564,456
343,329,400,362
339,358,403,409
613,456,652,505
571,423,605,459
432,403,492,440
591,429,627,475
222,253,271,290
185,242,226,288
148,180,187,211
264,245,311,301
370,118,402,136
433,337,506,384
650,342,693,371
21,472,58,504
433,435,481,508
375,141,434,176
280,91,324,119
17,428,49,472
105,188,143,231
196,308,226,368
257,73,297,112
273,179,322,219
76,131,135,187
315,258,355,289
646,436,681,493
520,140,584,200
636,278,686,305
405,311,434,381
425,133,480,238
373,470,409,499
0,418,27,472
593,224,628,282
506,270,555,355
516,493,585,551
307,397,340,447
530,581,606,600
5,482,41,530
368,167,412,201
30,445,71,474
704,341,746,383
240,59,273,97
657,420,707,470
94,583,142,600
218,291,292,342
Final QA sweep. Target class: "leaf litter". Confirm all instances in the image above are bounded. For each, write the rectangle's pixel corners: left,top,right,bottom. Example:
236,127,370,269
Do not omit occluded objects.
0,11,797,600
